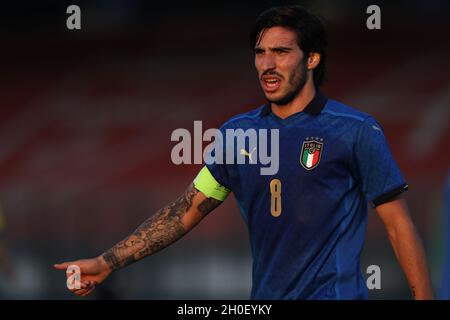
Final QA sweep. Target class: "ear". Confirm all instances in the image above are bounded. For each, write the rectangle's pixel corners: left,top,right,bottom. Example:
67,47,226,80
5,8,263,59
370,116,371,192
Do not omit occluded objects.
307,52,321,70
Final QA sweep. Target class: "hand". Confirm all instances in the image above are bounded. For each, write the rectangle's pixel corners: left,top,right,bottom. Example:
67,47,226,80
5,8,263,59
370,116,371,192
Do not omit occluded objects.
54,256,112,297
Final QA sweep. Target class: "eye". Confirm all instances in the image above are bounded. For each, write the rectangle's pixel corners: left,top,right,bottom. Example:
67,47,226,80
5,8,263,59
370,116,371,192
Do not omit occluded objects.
254,48,264,55
274,48,289,54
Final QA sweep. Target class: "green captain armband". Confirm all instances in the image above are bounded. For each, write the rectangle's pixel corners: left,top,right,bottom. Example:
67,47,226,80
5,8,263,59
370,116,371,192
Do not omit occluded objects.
193,166,231,201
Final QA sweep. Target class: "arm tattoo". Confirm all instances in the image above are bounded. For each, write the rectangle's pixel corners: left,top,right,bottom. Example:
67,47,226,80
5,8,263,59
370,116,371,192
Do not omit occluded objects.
102,184,221,271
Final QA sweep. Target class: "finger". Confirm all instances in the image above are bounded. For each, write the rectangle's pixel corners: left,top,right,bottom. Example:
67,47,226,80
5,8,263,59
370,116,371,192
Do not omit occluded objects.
78,283,96,296
79,280,94,290
67,279,94,294
81,276,97,287
80,286,95,297
54,262,73,270
72,282,90,295
73,288,89,296
79,282,89,289
68,281,88,293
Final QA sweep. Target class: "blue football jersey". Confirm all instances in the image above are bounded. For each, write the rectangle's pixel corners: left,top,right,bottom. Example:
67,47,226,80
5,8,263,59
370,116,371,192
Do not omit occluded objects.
197,92,407,299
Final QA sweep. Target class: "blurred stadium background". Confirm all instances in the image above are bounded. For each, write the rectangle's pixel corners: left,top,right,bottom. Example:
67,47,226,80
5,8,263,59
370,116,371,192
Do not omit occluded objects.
0,0,449,299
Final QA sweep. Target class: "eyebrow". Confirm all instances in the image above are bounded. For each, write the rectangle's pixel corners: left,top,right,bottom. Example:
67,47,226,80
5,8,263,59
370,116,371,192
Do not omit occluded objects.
254,46,293,53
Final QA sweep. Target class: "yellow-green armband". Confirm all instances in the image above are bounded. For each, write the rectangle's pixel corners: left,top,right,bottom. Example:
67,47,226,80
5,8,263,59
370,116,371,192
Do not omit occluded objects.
194,166,231,201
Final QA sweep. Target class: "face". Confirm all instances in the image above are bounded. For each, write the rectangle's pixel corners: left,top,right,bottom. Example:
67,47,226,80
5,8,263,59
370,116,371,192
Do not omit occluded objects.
254,26,308,106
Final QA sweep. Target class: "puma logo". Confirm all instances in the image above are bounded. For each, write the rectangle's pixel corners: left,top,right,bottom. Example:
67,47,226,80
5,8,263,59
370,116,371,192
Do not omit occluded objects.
240,147,256,163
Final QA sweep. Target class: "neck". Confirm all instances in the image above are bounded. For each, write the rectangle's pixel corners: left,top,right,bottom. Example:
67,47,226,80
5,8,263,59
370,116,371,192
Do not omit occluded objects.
271,80,316,119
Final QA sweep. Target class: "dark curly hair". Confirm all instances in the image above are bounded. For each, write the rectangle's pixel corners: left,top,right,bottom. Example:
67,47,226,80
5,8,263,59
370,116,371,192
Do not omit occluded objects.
250,5,328,87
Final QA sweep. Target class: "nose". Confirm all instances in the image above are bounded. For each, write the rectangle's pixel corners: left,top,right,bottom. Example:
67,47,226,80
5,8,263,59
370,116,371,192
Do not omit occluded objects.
262,53,276,71
258,53,276,73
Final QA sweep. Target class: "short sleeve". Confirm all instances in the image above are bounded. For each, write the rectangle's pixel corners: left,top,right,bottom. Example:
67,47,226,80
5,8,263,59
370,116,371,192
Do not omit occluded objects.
203,126,234,191
354,117,408,207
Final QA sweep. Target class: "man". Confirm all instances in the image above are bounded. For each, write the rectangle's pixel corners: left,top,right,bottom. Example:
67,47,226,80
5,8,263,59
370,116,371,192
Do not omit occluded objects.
55,6,433,299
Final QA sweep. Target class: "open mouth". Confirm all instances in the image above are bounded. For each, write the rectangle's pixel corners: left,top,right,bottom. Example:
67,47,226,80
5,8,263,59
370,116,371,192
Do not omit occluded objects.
262,77,281,92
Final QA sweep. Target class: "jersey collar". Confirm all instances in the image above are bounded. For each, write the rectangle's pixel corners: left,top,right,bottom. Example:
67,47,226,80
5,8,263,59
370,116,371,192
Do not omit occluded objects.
260,91,328,117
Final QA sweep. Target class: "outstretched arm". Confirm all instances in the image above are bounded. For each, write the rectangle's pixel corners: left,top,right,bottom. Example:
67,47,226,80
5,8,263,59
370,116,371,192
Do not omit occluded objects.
102,183,221,271
54,183,222,296
376,196,433,299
